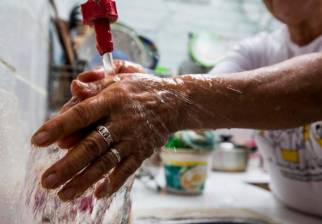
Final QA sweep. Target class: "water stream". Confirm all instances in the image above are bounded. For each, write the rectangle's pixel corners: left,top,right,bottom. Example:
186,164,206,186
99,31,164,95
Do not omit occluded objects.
0,88,133,224
22,145,134,223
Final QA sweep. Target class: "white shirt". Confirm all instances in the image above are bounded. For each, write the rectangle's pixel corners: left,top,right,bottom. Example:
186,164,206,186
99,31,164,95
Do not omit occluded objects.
211,26,322,217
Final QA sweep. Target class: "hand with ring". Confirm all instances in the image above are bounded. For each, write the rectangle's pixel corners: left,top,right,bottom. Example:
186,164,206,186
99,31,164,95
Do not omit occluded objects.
57,60,145,149
31,67,189,202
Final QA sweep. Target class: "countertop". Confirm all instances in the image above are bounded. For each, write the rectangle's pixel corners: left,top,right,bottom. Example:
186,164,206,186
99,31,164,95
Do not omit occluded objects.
132,160,322,224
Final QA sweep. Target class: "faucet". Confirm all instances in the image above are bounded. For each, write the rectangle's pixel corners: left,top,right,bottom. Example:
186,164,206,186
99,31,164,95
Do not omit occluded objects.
81,0,118,73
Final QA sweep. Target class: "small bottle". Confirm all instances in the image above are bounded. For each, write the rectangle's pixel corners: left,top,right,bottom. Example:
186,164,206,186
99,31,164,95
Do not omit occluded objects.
212,135,248,172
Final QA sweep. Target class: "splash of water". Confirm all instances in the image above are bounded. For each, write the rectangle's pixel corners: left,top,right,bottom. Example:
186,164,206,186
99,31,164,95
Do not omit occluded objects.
18,52,135,223
20,144,134,224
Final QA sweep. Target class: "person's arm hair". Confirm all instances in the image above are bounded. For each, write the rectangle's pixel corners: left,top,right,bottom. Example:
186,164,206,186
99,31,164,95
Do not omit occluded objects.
175,53,322,130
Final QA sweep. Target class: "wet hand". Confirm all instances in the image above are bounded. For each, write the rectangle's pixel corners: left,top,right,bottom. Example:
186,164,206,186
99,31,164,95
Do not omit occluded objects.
58,60,145,149
32,74,187,201
70,60,145,100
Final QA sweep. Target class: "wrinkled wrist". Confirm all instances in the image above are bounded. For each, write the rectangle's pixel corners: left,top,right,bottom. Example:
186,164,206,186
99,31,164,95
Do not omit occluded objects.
160,76,194,132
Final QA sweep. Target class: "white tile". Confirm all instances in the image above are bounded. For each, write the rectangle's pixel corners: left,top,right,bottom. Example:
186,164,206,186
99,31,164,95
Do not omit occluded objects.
0,4,49,216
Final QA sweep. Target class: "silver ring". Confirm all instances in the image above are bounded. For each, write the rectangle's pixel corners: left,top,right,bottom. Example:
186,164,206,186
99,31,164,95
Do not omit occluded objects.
110,148,122,163
96,126,113,147
113,75,121,83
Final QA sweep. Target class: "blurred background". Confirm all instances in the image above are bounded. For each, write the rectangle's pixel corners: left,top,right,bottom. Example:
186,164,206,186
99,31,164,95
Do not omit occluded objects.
1,1,320,224
57,0,278,71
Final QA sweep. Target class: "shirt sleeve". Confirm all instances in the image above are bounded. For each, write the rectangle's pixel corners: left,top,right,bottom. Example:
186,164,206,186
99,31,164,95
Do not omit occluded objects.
210,33,268,74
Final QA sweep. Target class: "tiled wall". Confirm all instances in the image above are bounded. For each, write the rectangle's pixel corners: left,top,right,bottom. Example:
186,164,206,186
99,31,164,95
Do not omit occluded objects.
0,1,49,223
0,0,49,135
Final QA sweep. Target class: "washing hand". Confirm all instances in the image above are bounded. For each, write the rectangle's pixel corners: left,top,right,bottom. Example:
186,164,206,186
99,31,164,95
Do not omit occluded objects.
31,62,188,201
57,60,145,149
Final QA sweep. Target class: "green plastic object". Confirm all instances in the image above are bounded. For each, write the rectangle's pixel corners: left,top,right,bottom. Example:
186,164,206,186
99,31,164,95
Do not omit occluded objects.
165,134,192,150
154,65,172,77
189,32,229,68
165,131,215,151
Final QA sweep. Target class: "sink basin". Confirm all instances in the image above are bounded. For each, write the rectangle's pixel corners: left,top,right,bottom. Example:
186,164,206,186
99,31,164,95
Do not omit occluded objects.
134,208,281,224
155,218,269,224
135,218,269,224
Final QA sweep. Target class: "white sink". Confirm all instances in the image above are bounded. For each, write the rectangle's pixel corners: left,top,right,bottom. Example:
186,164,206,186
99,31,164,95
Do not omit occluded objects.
133,208,281,224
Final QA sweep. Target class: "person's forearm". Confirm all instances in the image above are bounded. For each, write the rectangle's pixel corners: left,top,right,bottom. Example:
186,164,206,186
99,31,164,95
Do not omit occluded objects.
175,53,322,130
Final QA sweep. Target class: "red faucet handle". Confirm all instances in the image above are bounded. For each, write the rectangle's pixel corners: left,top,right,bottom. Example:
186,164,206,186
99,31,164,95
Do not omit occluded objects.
81,0,118,25
81,0,118,55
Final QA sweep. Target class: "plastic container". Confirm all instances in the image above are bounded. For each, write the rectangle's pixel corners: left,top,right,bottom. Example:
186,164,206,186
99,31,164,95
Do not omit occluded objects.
161,149,211,195
212,135,249,172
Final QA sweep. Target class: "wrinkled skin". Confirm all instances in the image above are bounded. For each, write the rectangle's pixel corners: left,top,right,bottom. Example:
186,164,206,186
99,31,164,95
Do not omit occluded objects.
57,60,145,149
32,62,187,201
